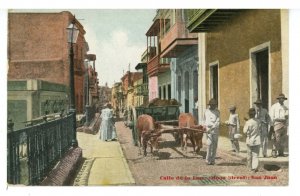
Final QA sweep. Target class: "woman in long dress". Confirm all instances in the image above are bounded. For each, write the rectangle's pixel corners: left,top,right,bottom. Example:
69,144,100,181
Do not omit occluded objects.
99,103,117,141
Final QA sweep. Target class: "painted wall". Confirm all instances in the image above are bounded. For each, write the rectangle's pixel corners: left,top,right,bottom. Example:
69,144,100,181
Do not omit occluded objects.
171,45,198,113
148,76,158,101
204,9,285,124
8,80,68,130
158,70,171,100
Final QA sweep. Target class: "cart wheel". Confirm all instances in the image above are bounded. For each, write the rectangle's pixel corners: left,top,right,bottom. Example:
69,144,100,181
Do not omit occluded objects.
130,106,139,146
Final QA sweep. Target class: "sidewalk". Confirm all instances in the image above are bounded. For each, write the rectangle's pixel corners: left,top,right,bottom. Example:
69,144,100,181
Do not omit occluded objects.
74,127,135,186
209,134,289,166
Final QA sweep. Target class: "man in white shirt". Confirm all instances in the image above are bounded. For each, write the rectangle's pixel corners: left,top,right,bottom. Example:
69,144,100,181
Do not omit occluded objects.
243,108,261,172
269,93,288,158
204,98,220,165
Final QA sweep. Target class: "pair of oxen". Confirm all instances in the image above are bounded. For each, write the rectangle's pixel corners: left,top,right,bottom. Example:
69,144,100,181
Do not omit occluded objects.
136,113,205,156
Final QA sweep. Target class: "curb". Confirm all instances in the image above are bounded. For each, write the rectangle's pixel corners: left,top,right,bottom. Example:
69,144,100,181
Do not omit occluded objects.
40,147,82,186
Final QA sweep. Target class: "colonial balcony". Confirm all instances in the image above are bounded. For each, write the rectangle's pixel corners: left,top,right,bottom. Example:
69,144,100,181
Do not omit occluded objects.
135,83,149,96
187,9,241,33
160,21,198,58
147,55,170,77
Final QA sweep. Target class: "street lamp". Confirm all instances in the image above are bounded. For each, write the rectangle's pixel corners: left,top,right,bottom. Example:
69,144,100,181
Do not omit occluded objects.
84,58,91,125
84,59,90,107
67,15,79,147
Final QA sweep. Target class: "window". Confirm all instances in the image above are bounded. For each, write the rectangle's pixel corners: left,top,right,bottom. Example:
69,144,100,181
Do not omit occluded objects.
178,75,181,102
168,84,171,100
163,85,166,100
193,70,198,100
159,86,162,99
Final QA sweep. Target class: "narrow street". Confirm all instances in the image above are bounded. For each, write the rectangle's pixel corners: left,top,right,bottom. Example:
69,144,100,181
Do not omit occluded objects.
73,119,288,186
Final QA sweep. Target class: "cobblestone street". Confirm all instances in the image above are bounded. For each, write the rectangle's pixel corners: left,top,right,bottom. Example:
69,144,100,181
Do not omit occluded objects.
115,120,288,186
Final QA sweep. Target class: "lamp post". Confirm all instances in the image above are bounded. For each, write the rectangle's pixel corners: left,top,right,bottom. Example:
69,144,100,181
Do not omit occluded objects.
84,59,90,107
84,59,91,125
67,15,79,147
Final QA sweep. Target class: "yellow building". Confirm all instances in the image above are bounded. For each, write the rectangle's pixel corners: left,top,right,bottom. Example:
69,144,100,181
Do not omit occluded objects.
187,9,288,123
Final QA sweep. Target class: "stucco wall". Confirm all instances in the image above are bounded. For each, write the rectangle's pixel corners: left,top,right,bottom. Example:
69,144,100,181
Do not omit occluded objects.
174,45,198,113
205,9,283,124
148,76,158,101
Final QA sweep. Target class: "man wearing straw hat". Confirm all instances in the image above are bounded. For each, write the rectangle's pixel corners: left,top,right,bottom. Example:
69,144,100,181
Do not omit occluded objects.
203,98,220,165
269,93,289,158
254,99,271,157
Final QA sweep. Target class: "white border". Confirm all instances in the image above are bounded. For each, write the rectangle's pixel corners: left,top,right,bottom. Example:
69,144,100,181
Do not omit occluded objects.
1,2,300,196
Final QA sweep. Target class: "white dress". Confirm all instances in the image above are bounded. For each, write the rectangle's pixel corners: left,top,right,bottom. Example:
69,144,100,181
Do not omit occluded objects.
100,108,116,141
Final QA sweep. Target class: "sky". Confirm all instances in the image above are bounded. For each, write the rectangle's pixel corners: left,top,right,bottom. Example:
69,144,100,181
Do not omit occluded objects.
9,9,156,87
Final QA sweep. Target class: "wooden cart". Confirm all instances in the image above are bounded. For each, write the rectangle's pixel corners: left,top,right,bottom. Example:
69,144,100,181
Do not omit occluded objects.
126,104,205,152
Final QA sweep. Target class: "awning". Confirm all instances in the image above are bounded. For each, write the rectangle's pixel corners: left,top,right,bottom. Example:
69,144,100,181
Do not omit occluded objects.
146,19,160,36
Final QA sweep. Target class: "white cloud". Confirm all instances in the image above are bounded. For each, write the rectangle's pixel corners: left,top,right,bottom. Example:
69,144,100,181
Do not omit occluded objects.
86,28,144,87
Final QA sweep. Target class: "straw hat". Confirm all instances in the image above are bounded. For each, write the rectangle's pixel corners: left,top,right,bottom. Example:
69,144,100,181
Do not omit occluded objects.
277,93,287,100
254,99,262,104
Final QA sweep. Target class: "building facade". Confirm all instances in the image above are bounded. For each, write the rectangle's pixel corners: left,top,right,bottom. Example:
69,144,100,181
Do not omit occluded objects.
8,80,68,130
146,10,171,101
99,83,112,108
134,48,149,107
8,11,89,114
187,9,289,123
85,54,99,108
120,71,143,109
159,9,198,113
111,82,122,111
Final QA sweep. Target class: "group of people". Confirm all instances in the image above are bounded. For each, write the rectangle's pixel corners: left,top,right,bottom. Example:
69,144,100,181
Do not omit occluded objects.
98,93,288,173
203,93,289,173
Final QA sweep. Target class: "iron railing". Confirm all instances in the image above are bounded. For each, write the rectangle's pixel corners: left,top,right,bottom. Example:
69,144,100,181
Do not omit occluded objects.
7,113,75,185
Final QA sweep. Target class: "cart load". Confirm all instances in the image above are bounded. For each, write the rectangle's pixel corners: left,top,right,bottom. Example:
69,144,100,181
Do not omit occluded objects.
136,98,181,122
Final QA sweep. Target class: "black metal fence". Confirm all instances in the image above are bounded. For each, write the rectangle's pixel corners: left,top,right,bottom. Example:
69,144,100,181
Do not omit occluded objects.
7,113,76,185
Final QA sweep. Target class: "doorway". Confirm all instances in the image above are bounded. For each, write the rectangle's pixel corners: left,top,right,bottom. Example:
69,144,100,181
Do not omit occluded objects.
210,63,219,101
251,47,269,109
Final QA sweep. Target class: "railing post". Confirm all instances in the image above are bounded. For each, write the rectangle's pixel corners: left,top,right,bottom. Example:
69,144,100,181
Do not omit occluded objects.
7,119,14,184
8,119,14,132
69,109,78,147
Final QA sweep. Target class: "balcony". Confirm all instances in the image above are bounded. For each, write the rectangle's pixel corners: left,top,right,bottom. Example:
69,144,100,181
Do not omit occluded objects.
135,83,148,96
147,55,170,77
160,21,198,58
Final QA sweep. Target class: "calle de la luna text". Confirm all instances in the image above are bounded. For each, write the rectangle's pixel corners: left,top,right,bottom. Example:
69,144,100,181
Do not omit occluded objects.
160,175,278,181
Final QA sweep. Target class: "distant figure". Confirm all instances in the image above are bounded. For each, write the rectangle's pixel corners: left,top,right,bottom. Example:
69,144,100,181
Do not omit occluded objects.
203,98,220,165
225,105,240,153
254,99,271,157
243,108,261,173
194,97,198,109
99,103,117,141
193,96,199,124
269,93,288,158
